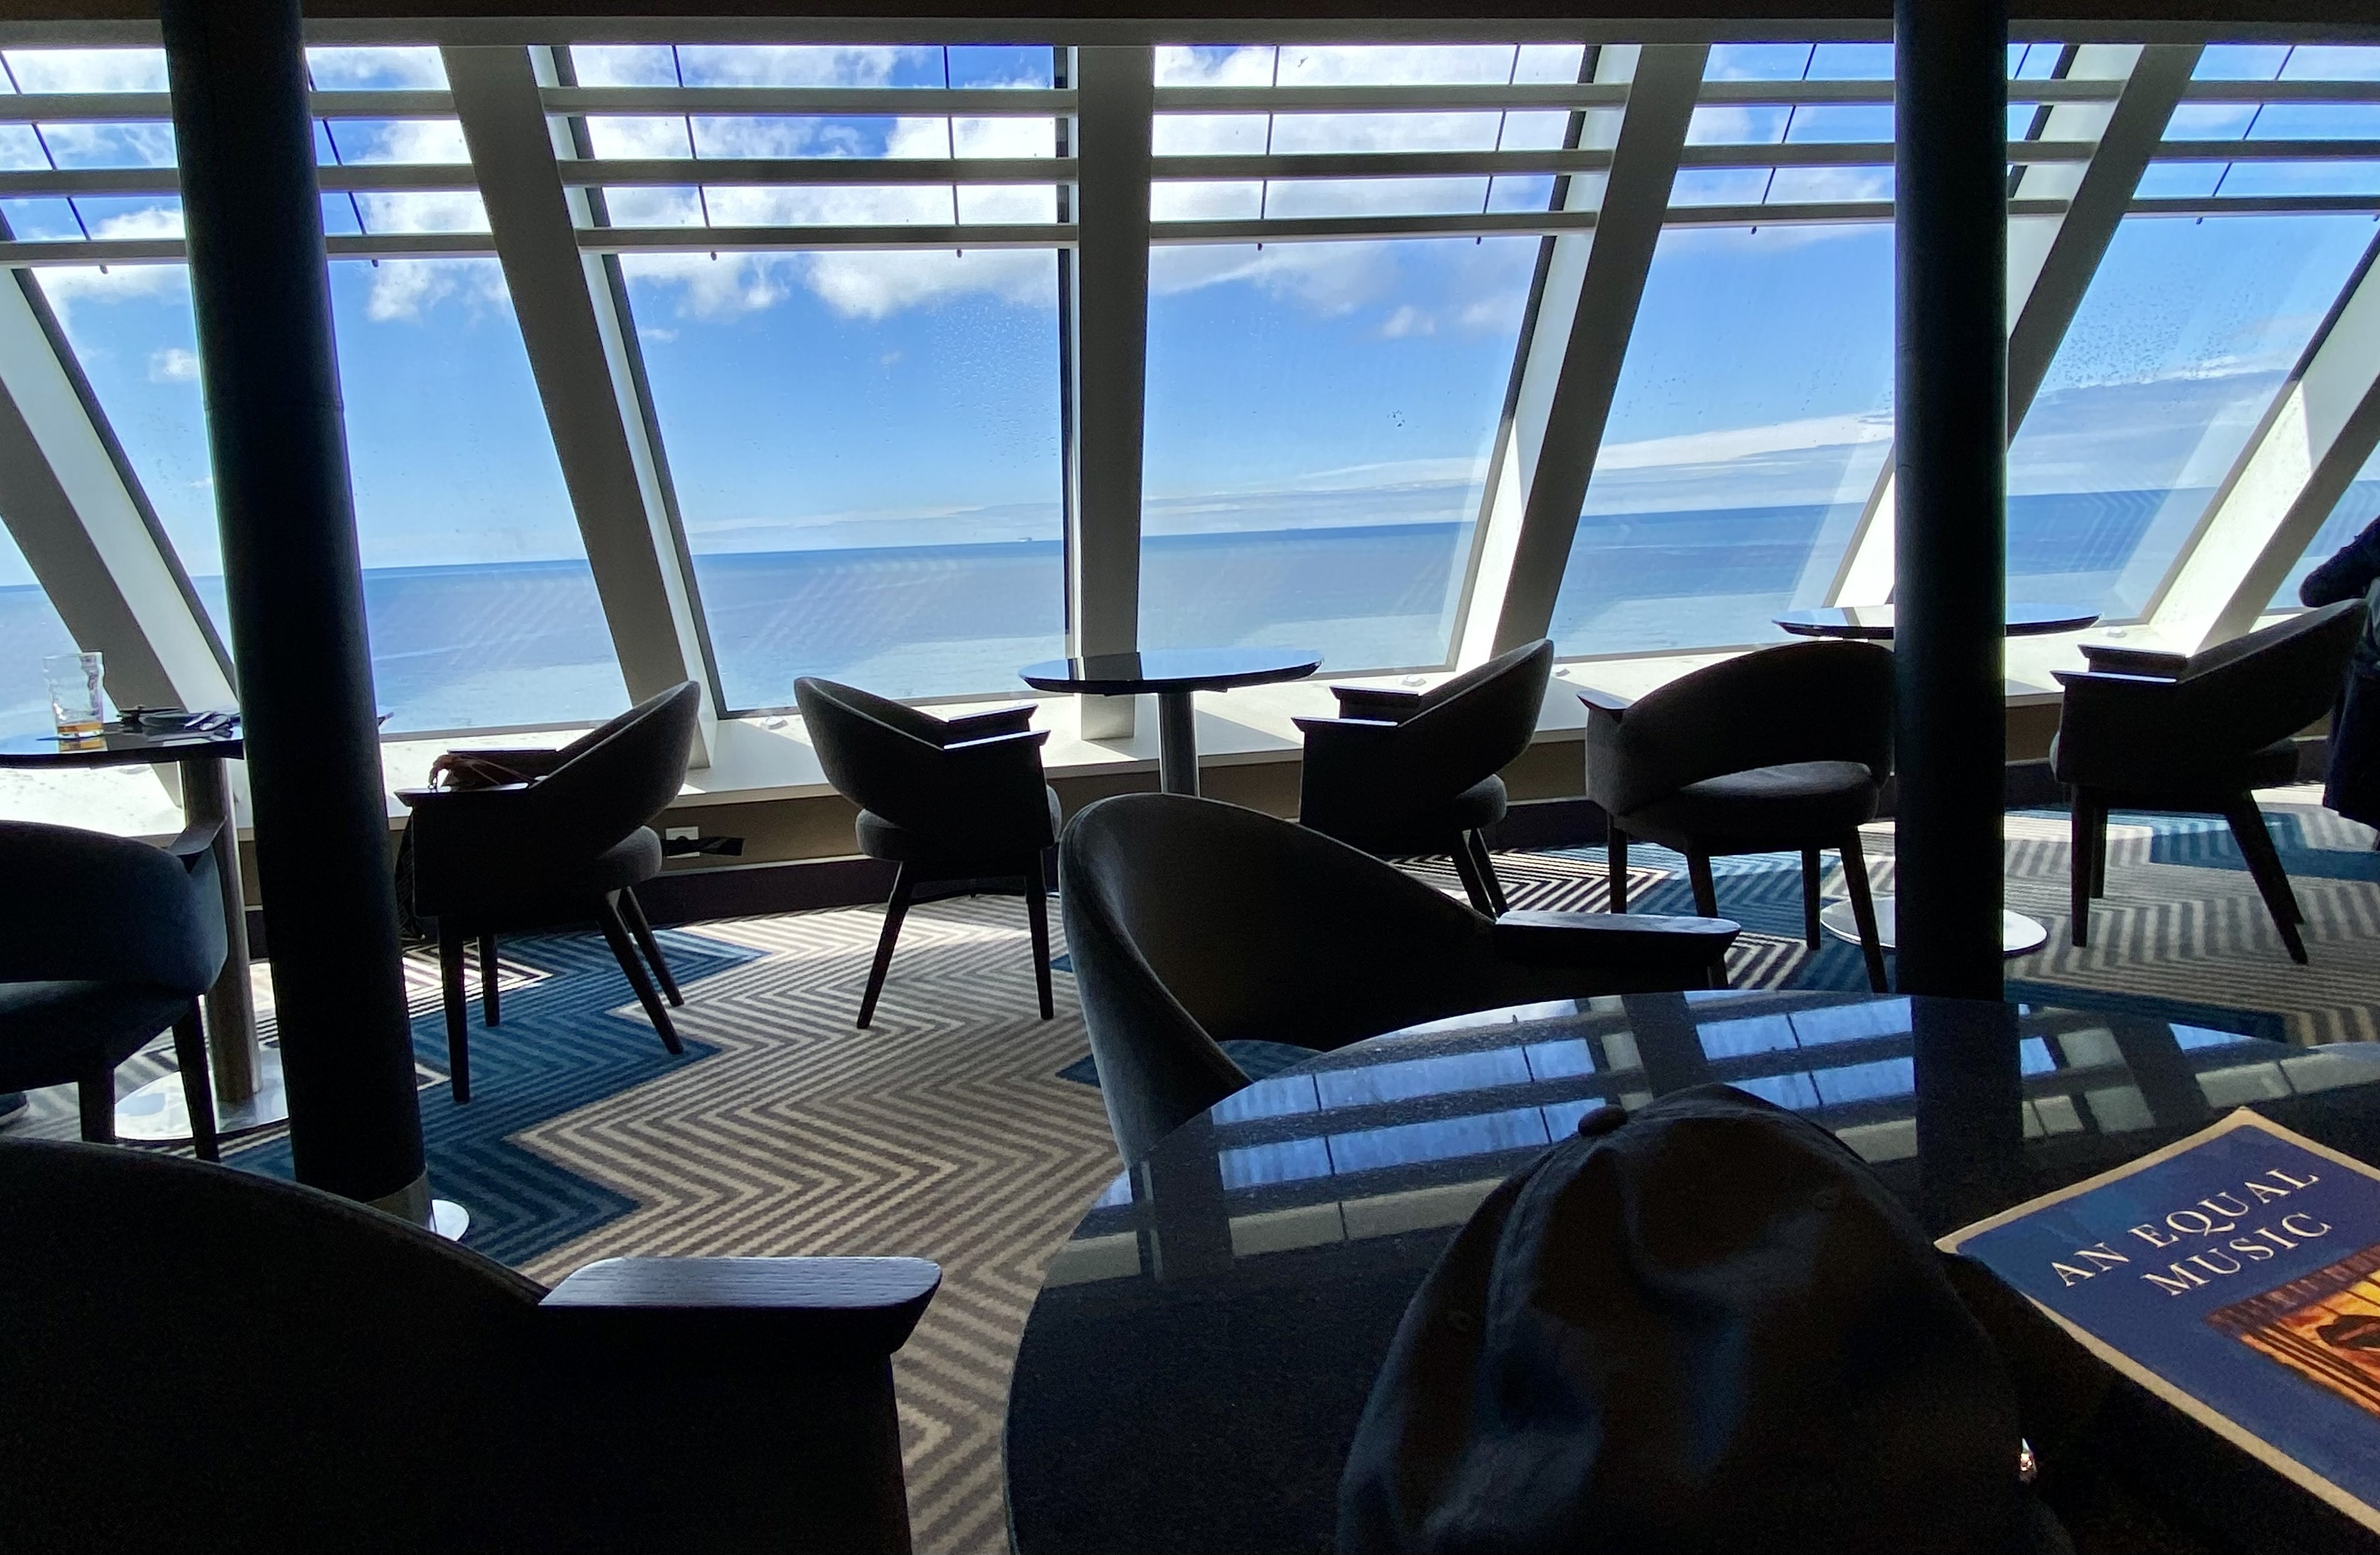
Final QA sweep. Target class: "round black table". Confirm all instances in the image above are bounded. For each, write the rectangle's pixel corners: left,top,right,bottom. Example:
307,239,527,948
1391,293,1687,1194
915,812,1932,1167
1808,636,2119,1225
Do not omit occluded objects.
1019,647,1322,797
0,725,283,1141
1006,991,2380,1554
1774,602,2104,640
1770,602,2104,956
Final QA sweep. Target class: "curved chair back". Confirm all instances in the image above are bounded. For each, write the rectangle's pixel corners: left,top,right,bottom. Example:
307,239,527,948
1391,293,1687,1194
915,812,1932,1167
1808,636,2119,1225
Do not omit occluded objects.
2053,600,2366,791
2175,598,2367,752
0,820,222,995
533,679,703,853
796,677,1053,856
1588,639,1894,818
0,1139,548,1550
1063,795,1559,1162
0,1139,924,1554
1302,640,1553,835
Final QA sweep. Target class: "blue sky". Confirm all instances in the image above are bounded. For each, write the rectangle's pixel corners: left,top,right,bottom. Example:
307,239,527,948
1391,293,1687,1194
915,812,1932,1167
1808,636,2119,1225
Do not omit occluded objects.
2,38,2379,627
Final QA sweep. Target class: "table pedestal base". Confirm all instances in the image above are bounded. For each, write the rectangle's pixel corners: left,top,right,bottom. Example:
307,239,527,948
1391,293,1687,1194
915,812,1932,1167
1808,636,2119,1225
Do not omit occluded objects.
116,1044,290,1142
1818,896,2049,958
1156,691,1199,796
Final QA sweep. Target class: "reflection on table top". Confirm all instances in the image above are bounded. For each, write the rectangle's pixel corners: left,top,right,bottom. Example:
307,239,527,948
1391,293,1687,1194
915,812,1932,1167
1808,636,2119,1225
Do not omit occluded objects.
1018,647,1324,697
0,727,244,769
1006,991,2380,1555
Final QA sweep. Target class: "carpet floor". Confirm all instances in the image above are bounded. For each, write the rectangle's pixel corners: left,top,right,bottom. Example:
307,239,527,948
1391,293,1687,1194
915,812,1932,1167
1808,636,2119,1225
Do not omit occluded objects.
7,784,2377,1551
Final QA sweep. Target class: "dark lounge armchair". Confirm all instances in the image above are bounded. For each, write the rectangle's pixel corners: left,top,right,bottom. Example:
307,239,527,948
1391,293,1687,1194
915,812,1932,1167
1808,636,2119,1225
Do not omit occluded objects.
796,678,1060,1028
0,818,224,1161
1060,794,1739,1166
0,1138,935,1554
1580,639,1895,992
2053,599,2367,963
1295,639,1554,915
400,681,702,1101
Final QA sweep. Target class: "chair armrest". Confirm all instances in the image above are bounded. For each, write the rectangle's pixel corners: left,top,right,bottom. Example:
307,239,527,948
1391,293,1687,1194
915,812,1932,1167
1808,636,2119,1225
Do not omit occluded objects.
1576,687,1633,720
939,703,1037,743
2078,644,2188,679
541,1256,940,1356
162,815,223,865
1492,910,1739,969
943,727,1051,757
1328,685,1426,723
1292,713,1402,738
441,745,567,777
395,782,536,809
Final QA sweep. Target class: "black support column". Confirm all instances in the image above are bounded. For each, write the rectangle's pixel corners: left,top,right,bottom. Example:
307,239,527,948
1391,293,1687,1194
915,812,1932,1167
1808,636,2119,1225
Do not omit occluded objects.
162,0,427,1215
1894,0,2009,1000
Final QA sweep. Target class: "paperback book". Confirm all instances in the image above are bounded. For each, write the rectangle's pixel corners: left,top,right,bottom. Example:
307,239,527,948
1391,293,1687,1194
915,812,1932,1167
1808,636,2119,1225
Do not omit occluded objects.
1943,1109,2380,1532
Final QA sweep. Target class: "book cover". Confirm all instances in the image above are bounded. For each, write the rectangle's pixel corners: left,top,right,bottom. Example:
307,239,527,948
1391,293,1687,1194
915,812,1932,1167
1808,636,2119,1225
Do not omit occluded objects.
1942,1109,2380,1532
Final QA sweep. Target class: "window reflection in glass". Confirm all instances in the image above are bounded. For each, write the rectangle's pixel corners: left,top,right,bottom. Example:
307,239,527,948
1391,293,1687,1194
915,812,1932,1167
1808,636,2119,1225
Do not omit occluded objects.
1142,235,1535,671
1551,222,1891,657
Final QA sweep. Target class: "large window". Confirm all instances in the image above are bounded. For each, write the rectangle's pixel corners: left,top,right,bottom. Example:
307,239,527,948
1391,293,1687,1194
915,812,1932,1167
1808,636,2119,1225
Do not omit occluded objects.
2006,214,2375,618
1142,235,1537,670
0,525,80,731
15,45,623,732
1549,223,1892,657
568,43,1068,709
2273,445,2380,609
1138,43,1583,671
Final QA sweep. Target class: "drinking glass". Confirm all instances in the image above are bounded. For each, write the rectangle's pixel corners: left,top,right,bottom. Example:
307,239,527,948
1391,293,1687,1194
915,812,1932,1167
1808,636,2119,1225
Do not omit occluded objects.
42,651,105,738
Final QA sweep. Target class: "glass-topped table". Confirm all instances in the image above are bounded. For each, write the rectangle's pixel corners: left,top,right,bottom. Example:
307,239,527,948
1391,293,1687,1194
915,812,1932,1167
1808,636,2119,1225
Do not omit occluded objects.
1019,647,1322,797
0,725,281,1142
1006,991,2380,1554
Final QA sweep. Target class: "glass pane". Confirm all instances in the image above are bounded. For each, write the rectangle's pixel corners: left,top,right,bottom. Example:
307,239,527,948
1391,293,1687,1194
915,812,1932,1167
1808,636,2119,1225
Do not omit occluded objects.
41,260,623,732
2007,214,2375,619
0,524,82,731
1141,235,1538,671
1549,223,1892,657
325,258,623,731
2272,445,2380,609
619,248,1064,709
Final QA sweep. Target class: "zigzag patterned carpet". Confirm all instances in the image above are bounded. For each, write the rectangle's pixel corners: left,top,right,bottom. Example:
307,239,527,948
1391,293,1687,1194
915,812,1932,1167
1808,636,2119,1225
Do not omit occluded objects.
6,784,2377,1552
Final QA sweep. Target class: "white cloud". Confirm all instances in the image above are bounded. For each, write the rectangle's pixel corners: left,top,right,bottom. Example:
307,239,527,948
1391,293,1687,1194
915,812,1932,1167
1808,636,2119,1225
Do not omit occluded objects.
147,346,198,381
305,47,446,90
336,118,469,166
359,256,508,322
804,248,1048,318
90,205,183,240
1597,411,1893,473
1379,303,1433,338
352,190,489,234
1,47,167,94
33,261,187,329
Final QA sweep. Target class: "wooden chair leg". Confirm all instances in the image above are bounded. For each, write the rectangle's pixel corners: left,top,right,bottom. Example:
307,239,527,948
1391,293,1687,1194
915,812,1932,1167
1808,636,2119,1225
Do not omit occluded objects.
1839,830,1889,994
1686,849,1720,918
2069,790,2095,946
2090,796,2112,900
1606,826,1629,913
170,1003,218,1163
858,864,916,1030
597,891,684,1053
619,888,685,1007
438,922,472,1105
1024,856,1054,1021
478,932,500,1027
1801,846,1822,952
78,1059,116,1145
2222,797,2310,964
1465,831,1511,916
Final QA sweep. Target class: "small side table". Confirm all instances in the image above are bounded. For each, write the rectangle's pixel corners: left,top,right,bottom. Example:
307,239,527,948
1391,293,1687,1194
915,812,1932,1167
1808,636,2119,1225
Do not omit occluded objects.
0,726,283,1142
1020,647,1322,797
1769,602,2103,957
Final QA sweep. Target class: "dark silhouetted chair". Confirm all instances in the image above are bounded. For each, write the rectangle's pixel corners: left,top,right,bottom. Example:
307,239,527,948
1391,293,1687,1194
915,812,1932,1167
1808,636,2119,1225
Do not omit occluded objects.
0,818,223,1161
796,678,1060,1028
1580,639,1895,992
2053,599,2367,964
0,1138,935,1554
1060,794,1739,1166
1296,639,1554,914
400,681,702,1101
